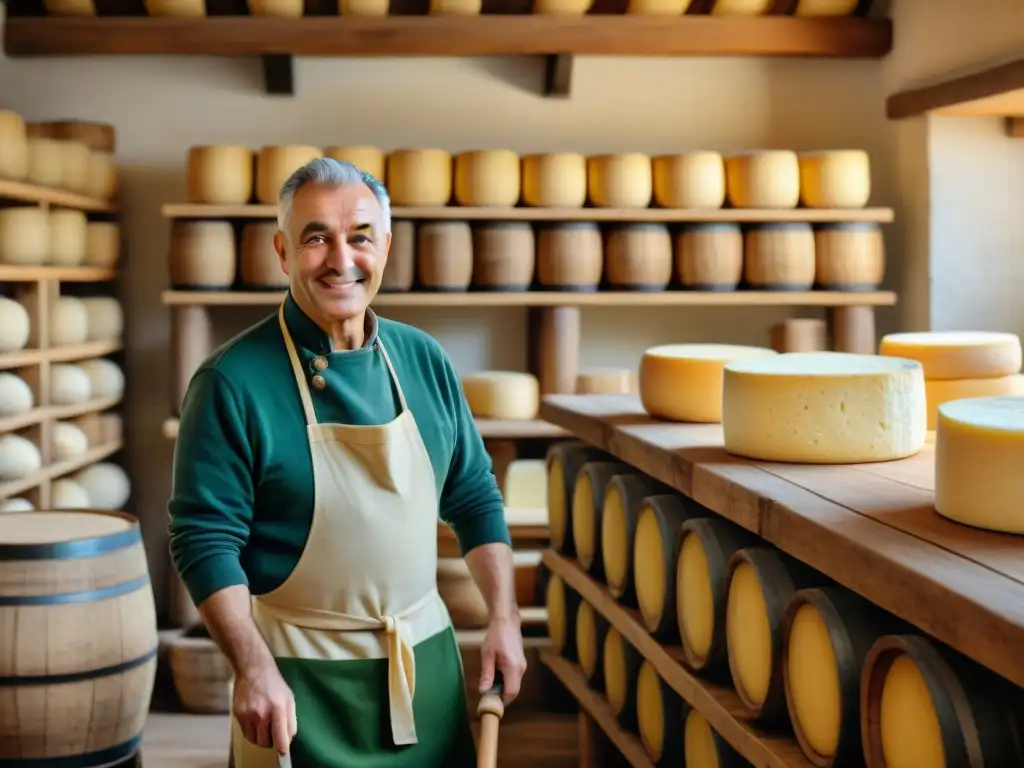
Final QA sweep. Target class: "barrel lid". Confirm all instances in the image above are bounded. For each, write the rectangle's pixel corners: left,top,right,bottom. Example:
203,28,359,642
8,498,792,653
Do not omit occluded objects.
0,510,139,560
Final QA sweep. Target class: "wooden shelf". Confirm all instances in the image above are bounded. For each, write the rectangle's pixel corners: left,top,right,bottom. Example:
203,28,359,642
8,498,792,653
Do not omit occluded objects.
539,394,1024,690
0,265,117,282
543,551,812,768
0,395,121,435
161,202,895,224
887,57,1024,124
0,340,123,371
0,178,117,213
161,289,897,309
0,439,122,500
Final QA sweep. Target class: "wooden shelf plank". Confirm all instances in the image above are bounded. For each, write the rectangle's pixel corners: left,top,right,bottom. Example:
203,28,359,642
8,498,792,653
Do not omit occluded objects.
0,439,122,499
543,551,812,768
4,16,892,59
0,179,117,213
887,57,1024,119
539,394,1024,689
0,265,117,282
161,289,898,308
0,340,123,371
0,395,121,434
161,202,895,223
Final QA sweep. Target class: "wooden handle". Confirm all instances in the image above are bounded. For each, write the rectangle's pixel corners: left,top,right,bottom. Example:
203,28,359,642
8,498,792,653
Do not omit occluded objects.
476,671,505,768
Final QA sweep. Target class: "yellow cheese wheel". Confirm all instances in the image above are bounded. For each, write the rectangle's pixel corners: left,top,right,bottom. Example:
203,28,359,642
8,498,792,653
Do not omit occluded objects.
323,145,386,182
600,475,669,602
387,149,453,206
724,150,800,209
652,151,726,209
187,145,254,205
571,461,631,575
722,352,927,464
256,146,323,205
0,207,50,266
84,223,121,268
48,209,88,266
86,151,118,201
634,494,701,637
247,0,304,17
879,331,1022,380
56,140,92,194
794,0,858,16
169,221,237,289
639,343,777,423
726,561,772,708
684,709,745,768
879,655,945,768
533,0,593,13
429,0,481,13
0,110,28,181
603,627,642,729
934,396,1024,532
502,459,546,510
924,374,1024,429
636,660,685,762
0,298,31,353
545,573,582,658
711,0,770,13
461,371,539,420
339,0,389,13
587,154,652,209
546,441,609,554
26,137,64,188
574,600,608,683
786,600,841,758
798,150,871,208
453,150,521,207
521,153,587,208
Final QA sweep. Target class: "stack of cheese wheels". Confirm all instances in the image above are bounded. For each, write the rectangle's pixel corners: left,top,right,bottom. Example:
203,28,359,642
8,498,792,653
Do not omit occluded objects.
380,220,414,292
436,557,488,628
676,516,755,676
521,153,587,207
187,146,254,204
722,352,928,464
798,149,871,208
783,587,896,766
674,223,744,290
0,207,49,265
934,396,1024,533
0,110,29,181
168,220,237,290
471,222,535,291
536,223,603,290
603,627,642,729
576,367,635,395
324,146,386,181
684,709,747,767
85,222,121,268
24,135,63,189
461,371,539,420
29,121,118,200
861,634,1024,768
879,331,1024,430
603,224,673,290
575,599,610,687
814,222,885,290
725,547,823,725
633,494,703,639
417,221,472,290
453,150,520,207
255,146,323,205
168,625,234,714
587,154,652,208
652,151,726,209
636,660,686,763
240,221,287,289
503,458,546,510
0,372,34,417
571,460,632,578
387,149,453,206
639,343,777,423
545,573,582,659
744,223,816,290
725,150,800,209
600,473,669,604
546,441,610,554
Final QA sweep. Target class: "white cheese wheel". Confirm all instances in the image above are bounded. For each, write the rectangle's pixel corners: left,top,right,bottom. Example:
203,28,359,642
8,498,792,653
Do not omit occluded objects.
26,137,64,188
255,146,324,205
502,459,546,509
0,434,43,481
935,397,1024,533
81,297,123,342
86,151,118,200
879,331,1022,380
50,296,90,346
386,149,453,206
639,343,777,423
56,140,92,193
323,145,386,181
651,152,726,209
723,352,928,464
0,110,29,181
48,209,89,266
924,375,1024,430
725,150,801,209
0,372,34,417
52,478,91,509
521,153,587,208
712,0,770,13
1,498,34,513
453,150,521,207
461,371,540,420
50,364,92,405
587,154,653,209
0,207,50,266
798,150,871,208
878,654,946,768
53,421,90,461
187,145,255,205
0,297,31,352
75,462,131,509
576,367,635,395
78,358,125,399
795,0,858,16
85,222,121,268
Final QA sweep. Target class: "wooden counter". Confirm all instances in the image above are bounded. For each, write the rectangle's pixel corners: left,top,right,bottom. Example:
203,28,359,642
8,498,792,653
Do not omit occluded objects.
539,393,1024,690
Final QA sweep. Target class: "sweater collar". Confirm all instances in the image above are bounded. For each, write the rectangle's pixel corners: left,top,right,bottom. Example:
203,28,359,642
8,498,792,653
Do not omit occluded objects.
283,291,379,356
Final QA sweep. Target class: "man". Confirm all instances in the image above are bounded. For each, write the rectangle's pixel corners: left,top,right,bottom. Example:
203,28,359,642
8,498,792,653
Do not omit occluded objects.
168,157,526,768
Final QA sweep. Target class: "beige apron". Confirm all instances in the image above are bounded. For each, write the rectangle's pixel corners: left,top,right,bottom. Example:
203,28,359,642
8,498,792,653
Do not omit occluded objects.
231,305,454,768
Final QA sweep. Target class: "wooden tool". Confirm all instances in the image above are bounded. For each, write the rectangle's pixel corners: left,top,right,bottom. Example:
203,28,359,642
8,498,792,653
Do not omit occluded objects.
476,671,506,768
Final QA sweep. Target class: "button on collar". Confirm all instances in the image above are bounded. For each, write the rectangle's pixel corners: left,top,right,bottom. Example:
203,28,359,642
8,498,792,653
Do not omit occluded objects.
312,356,329,371
311,374,327,391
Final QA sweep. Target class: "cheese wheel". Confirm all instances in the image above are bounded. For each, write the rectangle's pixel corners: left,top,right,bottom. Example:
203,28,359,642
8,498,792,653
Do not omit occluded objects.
74,462,131,509
676,516,754,673
639,343,777,423
79,358,125,399
521,153,587,208
536,223,603,290
470,222,535,291
0,207,50,266
50,296,90,346
571,461,631,576
26,137,64,188
187,146,254,205
934,396,1024,533
798,150,871,208
86,151,118,201
240,221,287,290
534,0,593,12
576,367,634,395
0,373,34,417
49,209,88,266
145,0,206,17
81,297,123,343
417,221,472,290
52,478,91,509
814,222,885,290
386,149,453,206
794,0,857,15
879,331,1022,380
684,709,746,768
53,421,90,461
84,222,121,268
0,434,42,481
437,557,488,628
0,298,31,353
725,150,800,209
27,120,115,153
587,154,652,209
461,371,539,420
502,459,546,510
1,498,34,513
255,146,323,205
545,573,582,659
0,110,29,181
338,0,388,12
603,224,672,290
651,152,726,209
603,627,642,729
170,220,238,289
50,364,92,405
56,140,91,194
711,0,770,13
675,223,744,291
600,475,670,604
744,223,816,290
722,352,928,464
636,660,686,763
924,375,1024,430
323,145,385,181
453,150,521,207
546,441,610,555
575,600,609,685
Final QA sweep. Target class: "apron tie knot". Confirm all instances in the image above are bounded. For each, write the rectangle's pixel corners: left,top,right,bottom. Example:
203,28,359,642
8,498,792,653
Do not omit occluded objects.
381,612,418,746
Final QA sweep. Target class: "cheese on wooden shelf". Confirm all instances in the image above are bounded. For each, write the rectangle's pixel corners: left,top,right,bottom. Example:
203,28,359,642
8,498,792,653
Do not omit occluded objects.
935,396,1024,533
711,0,770,13
878,655,945,768
786,600,842,758
50,364,92,406
925,375,1024,429
726,560,773,708
51,296,90,347
51,478,91,509
323,146,385,182
651,151,726,209
1,498,34,513
879,331,1022,380
75,462,131,509
453,150,521,207
85,222,120,268
0,434,42,481
461,371,539,421
387,149,453,206
798,150,871,209
637,660,685,762
52,421,90,461
603,626,641,729
546,441,609,555
502,459,546,510
575,600,607,683
587,154,653,209
187,145,254,205
639,343,777,423
256,146,323,205
545,573,581,658
521,153,587,208
0,298,30,353
722,352,927,464
49,209,88,266
26,137,63,189
79,358,125,399
724,150,800,209
0,373,33,417
0,110,28,181
0,207,49,266
81,297,123,343
684,709,743,768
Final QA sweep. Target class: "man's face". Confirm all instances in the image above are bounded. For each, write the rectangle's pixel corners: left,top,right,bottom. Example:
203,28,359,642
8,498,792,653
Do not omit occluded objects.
275,182,391,324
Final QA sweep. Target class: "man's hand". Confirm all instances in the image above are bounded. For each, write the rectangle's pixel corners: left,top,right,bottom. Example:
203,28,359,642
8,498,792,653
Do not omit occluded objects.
233,661,298,755
478,615,527,704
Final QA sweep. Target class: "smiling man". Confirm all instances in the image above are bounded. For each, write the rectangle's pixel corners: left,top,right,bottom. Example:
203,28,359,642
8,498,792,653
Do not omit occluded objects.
168,158,525,768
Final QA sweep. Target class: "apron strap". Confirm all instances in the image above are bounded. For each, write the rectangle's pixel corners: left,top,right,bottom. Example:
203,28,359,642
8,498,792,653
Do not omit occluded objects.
278,304,318,425
375,337,410,413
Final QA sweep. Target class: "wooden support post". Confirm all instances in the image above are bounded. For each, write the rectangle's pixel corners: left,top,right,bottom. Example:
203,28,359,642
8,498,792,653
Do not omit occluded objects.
770,318,827,353
529,306,581,395
262,54,295,95
170,305,213,416
829,305,876,354
544,54,574,98
1007,117,1024,138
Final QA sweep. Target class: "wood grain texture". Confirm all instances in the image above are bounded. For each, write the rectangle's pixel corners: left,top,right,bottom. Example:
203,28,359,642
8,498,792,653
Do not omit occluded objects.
887,57,1024,119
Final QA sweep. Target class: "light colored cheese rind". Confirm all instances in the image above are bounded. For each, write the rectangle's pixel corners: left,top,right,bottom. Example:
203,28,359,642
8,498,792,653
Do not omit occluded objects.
636,660,664,760
601,485,629,592
603,627,629,715
924,374,1024,429
722,352,927,464
571,471,596,566
879,655,946,768
503,459,546,510
726,562,772,707
879,331,1022,380
677,530,714,663
545,574,567,653
633,505,666,629
684,709,720,768
547,457,567,548
935,396,1024,533
461,371,539,420
787,602,842,758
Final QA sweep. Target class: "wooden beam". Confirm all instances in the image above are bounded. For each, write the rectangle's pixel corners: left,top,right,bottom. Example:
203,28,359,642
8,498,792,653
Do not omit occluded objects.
887,58,1024,120
1008,117,1024,138
543,54,573,98
261,55,294,96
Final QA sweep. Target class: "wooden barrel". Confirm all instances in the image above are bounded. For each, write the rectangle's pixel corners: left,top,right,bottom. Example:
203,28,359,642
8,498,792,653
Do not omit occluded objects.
676,516,756,675
743,223,816,291
471,222,535,291
603,223,673,291
547,441,611,555
600,473,670,605
783,587,900,767
861,635,1024,768
437,557,488,628
168,220,237,290
535,223,603,291
239,221,287,290
684,708,746,767
168,624,233,714
0,510,158,766
380,220,415,292
575,600,610,689
417,221,473,291
634,494,703,639
637,659,687,764
603,627,643,731
725,547,825,724
545,573,582,661
571,461,632,578
675,223,744,291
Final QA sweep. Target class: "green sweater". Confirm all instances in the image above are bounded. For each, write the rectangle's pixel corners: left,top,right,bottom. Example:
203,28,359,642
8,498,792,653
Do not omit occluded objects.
168,293,510,607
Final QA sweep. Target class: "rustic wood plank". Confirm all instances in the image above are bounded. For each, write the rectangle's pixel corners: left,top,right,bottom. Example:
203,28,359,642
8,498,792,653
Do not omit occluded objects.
539,394,1024,688
887,57,1024,119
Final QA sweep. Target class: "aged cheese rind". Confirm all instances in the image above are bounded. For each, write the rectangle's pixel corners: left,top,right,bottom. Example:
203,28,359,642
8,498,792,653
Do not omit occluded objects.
879,331,1022,380
461,371,539,420
924,374,1024,429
